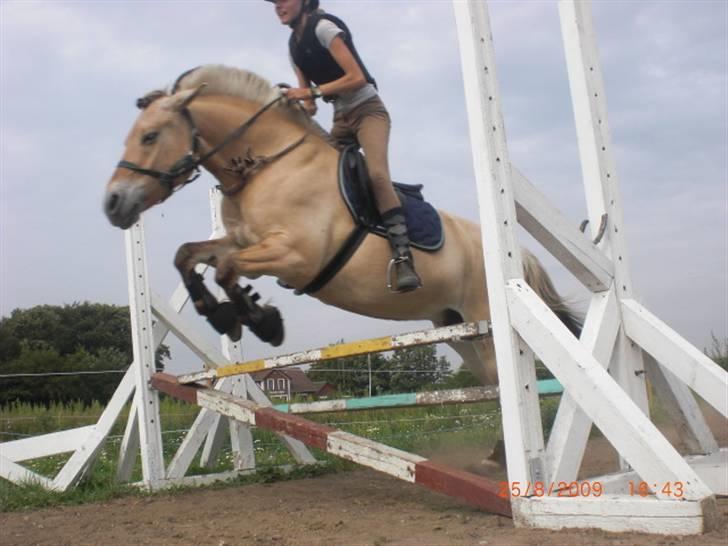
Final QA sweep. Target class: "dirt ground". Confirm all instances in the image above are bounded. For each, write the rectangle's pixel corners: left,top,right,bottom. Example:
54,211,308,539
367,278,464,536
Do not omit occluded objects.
2,413,727,546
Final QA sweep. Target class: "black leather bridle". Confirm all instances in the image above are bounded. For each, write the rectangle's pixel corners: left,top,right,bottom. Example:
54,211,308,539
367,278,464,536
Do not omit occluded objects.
116,94,284,201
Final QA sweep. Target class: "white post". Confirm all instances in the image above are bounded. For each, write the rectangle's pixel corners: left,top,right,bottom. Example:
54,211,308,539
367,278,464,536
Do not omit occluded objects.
453,0,547,487
124,220,165,486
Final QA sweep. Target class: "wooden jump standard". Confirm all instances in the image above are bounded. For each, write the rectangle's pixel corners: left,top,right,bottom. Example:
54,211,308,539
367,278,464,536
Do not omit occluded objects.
152,373,512,517
178,322,489,385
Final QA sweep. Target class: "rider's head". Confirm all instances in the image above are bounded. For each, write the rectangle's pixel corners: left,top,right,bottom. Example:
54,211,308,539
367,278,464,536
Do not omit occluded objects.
266,0,319,27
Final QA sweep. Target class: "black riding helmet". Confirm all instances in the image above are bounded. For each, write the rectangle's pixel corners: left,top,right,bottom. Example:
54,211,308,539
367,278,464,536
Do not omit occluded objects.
264,0,320,10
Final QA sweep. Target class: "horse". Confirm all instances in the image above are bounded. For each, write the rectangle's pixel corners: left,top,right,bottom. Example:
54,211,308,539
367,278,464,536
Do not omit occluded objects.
103,64,581,388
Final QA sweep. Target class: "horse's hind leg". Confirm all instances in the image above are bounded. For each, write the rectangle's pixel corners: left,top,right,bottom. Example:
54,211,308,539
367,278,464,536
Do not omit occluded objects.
436,302,506,467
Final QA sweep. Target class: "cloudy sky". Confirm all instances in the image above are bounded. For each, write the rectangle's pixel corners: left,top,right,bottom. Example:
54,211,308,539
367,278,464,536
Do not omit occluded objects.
1,0,726,374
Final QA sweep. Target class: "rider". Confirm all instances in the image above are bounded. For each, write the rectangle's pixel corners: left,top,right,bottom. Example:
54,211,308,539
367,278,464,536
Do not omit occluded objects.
266,0,422,293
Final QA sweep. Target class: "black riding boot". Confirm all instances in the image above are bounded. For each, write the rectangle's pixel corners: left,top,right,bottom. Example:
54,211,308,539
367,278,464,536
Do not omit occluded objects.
381,207,422,293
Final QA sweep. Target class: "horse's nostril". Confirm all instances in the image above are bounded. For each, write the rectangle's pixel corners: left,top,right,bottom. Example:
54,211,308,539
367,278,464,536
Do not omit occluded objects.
105,192,119,214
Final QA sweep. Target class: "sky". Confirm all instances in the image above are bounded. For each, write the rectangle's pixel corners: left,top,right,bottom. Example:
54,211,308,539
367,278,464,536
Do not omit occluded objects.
1,0,726,375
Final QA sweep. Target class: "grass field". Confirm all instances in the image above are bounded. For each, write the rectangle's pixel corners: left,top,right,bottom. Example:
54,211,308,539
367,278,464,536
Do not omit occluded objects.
0,395,563,512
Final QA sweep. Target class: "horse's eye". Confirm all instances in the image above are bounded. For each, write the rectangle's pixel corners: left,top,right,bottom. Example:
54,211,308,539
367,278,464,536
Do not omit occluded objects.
141,131,159,145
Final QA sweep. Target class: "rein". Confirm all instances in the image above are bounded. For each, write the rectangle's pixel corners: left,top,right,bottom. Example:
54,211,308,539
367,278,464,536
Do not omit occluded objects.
117,94,290,200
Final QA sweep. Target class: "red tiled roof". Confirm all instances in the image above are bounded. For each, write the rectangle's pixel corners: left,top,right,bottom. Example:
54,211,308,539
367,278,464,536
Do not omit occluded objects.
249,367,322,393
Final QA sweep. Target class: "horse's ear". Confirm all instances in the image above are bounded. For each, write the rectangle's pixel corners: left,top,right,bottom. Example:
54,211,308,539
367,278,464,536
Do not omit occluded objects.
165,83,207,111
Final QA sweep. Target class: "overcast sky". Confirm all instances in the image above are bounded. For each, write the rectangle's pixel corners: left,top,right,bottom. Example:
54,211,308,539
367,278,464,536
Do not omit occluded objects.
1,0,726,374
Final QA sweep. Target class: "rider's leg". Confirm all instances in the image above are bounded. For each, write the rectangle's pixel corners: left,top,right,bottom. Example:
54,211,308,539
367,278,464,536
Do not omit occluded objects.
353,98,422,292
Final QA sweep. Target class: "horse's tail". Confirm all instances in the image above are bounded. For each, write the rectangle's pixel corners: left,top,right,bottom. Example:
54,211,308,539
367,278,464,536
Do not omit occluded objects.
522,249,583,338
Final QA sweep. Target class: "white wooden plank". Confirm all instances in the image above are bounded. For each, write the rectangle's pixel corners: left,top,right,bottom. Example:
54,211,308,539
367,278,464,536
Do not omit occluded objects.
0,426,95,463
152,291,227,367
453,0,546,487
546,288,619,482
512,167,612,291
125,221,165,486
609,332,650,474
166,407,219,479
0,455,53,489
559,0,633,281
200,394,232,469
197,389,258,426
622,298,728,417
133,465,301,490
52,365,136,490
513,496,709,535
644,354,719,455
593,450,727,497
216,296,256,472
327,431,425,483
116,395,139,483
165,378,236,479
559,0,649,471
687,450,728,496
506,280,713,501
228,376,255,470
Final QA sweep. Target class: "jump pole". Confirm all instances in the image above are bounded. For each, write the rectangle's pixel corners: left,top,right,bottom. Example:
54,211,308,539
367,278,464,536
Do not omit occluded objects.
272,380,562,415
151,373,512,517
178,321,489,385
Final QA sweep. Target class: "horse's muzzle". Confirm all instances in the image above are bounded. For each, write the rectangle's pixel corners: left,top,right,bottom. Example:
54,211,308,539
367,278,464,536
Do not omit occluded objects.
103,184,143,230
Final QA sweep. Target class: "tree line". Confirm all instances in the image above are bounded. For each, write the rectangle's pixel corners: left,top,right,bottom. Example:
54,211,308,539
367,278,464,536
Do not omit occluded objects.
0,303,480,406
0,303,168,407
306,344,480,396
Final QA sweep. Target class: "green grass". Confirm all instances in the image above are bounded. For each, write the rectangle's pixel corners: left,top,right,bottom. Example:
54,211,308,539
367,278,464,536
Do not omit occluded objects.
0,396,557,513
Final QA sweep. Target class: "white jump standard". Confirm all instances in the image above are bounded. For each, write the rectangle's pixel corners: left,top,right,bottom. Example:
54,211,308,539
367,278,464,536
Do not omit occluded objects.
453,0,726,535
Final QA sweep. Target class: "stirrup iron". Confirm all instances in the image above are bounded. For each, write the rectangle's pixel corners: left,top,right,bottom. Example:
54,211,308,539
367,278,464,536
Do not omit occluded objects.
386,255,416,294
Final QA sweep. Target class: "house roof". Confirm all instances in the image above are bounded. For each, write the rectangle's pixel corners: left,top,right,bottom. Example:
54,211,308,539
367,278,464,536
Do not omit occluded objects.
249,367,321,393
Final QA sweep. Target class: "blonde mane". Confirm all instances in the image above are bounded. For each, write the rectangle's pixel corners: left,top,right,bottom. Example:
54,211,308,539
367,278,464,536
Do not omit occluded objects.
173,64,329,137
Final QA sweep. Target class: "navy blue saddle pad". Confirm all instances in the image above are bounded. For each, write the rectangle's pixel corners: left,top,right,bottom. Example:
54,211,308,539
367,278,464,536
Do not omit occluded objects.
338,146,444,252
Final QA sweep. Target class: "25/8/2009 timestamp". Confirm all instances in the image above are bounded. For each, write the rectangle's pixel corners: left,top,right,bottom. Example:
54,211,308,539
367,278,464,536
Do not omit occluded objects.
499,480,685,498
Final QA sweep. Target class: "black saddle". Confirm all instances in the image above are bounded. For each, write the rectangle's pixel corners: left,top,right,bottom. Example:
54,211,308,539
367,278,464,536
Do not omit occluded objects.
338,145,444,251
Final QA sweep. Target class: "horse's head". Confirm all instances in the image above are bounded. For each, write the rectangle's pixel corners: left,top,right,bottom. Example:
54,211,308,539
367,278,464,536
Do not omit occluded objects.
103,85,206,229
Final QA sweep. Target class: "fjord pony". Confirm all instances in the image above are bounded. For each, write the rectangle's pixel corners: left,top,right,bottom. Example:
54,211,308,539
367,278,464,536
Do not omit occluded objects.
104,65,580,386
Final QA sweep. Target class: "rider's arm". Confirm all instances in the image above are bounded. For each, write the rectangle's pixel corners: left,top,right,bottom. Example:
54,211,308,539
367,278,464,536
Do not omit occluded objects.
316,35,367,97
292,63,317,115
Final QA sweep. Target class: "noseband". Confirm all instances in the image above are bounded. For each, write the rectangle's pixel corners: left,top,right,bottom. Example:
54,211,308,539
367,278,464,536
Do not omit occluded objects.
117,94,285,201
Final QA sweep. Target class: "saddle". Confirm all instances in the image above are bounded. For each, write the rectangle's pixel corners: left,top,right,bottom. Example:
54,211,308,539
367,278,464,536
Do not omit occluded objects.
339,145,444,251
286,146,444,295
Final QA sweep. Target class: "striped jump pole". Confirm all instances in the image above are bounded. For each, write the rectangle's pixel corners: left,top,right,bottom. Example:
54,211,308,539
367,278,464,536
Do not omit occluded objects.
152,373,511,517
273,380,563,414
178,321,489,385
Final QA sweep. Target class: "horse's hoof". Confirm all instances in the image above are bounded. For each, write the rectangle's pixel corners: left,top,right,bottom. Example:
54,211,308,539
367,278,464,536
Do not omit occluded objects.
227,322,242,342
249,305,284,347
206,301,239,336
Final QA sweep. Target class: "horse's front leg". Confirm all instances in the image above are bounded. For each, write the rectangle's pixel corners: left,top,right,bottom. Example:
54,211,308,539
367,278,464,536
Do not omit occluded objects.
174,236,246,340
213,234,302,346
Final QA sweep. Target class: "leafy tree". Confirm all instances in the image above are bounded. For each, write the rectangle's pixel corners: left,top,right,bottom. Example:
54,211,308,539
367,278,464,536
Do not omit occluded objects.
0,303,169,406
307,344,452,396
385,345,450,393
307,347,388,397
437,366,481,389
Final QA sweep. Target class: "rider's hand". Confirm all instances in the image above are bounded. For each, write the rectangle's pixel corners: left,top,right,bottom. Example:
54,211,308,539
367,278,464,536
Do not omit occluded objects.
282,87,318,116
282,87,312,101
301,99,318,116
